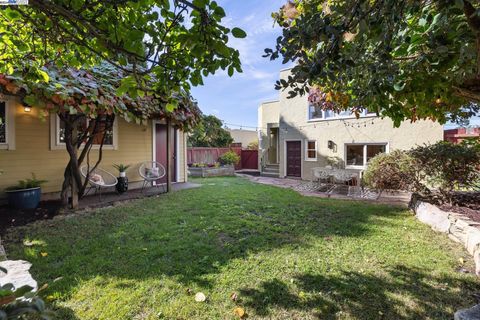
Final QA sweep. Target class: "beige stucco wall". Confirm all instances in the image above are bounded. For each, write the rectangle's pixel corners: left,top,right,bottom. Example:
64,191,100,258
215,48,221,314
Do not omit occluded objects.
0,99,187,200
228,129,258,148
258,69,444,179
258,100,281,165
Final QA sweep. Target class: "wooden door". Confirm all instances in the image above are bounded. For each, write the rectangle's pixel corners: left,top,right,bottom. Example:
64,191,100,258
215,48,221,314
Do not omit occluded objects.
155,124,177,183
286,141,301,177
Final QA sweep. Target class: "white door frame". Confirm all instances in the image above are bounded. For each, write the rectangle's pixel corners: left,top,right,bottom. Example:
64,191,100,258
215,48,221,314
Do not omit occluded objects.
283,139,302,179
152,120,180,184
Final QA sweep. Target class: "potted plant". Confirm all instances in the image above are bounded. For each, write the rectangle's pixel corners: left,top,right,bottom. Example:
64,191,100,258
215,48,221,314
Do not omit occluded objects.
218,151,240,167
5,173,47,209
113,164,130,194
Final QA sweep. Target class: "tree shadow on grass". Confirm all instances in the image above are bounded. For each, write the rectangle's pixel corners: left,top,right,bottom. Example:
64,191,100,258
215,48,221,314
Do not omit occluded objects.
239,265,478,319
3,178,461,318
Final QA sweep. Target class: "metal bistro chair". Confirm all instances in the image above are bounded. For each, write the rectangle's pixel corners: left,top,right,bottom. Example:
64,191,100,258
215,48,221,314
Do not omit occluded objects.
139,161,167,193
80,166,118,200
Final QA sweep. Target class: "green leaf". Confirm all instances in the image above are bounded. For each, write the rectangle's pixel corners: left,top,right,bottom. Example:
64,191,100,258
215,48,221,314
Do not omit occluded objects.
394,82,406,91
214,7,226,19
228,65,234,77
166,103,176,112
231,27,247,39
4,9,21,21
38,70,50,82
13,285,34,298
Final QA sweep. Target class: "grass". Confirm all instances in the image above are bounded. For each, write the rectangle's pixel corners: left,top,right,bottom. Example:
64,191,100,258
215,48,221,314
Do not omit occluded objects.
4,177,478,320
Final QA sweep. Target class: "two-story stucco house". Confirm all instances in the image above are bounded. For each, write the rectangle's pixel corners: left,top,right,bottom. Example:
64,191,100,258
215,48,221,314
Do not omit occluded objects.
258,68,444,180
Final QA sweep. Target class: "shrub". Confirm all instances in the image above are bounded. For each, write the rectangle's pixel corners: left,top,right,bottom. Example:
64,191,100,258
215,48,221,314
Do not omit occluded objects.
0,266,53,319
218,151,240,166
363,150,419,192
5,173,47,191
247,141,258,150
409,140,480,195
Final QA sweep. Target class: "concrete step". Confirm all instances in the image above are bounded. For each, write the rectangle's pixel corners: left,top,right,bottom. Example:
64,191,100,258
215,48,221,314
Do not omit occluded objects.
260,171,279,178
265,164,279,168
263,167,280,173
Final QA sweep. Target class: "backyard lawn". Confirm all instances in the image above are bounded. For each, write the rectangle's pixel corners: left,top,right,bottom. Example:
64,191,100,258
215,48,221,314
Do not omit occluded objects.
4,177,479,320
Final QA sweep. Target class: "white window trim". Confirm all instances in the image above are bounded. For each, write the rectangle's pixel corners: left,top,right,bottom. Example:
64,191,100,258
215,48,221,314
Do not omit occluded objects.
0,98,16,151
50,114,118,151
344,143,389,169
307,106,377,122
305,139,317,161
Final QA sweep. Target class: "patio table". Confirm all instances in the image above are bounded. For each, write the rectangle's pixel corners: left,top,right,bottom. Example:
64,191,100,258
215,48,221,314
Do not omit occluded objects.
312,167,363,196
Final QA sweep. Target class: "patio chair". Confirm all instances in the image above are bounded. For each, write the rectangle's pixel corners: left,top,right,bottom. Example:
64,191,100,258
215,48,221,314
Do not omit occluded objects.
80,166,118,200
138,161,166,193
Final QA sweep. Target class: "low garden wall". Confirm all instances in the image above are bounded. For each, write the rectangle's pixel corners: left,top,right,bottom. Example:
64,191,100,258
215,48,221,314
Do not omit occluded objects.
410,198,480,275
188,165,235,178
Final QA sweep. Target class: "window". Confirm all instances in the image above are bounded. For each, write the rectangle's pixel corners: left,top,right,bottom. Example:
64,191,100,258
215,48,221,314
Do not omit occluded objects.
308,105,323,120
0,99,15,150
305,140,317,161
51,115,117,150
308,105,378,121
345,143,387,167
0,102,5,144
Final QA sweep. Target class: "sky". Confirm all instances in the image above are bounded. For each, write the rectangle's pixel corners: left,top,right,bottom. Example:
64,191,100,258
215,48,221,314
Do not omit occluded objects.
191,0,288,130
191,1,480,130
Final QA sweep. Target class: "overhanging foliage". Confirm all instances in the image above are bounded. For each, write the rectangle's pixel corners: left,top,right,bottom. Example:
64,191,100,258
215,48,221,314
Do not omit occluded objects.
266,0,480,126
0,63,202,130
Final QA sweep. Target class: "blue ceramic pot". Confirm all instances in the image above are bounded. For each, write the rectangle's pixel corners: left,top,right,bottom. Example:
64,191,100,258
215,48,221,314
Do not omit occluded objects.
6,187,41,209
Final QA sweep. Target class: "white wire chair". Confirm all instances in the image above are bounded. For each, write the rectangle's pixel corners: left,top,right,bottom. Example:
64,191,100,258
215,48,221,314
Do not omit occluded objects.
80,166,118,200
138,161,167,193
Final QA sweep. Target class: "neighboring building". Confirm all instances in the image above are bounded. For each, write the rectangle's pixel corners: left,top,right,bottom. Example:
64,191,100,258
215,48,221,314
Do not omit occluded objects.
228,129,258,149
0,97,189,201
444,127,480,144
258,68,444,180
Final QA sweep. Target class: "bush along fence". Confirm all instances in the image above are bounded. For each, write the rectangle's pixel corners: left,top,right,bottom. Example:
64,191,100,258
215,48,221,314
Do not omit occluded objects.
187,147,258,171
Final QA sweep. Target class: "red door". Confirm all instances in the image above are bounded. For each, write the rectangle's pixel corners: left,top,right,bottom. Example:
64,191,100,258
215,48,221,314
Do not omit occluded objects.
155,124,177,183
286,141,301,177
241,150,259,170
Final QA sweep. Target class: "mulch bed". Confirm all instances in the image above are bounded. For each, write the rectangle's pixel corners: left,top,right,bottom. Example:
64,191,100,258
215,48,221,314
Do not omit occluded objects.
0,201,62,236
439,204,480,223
424,191,480,223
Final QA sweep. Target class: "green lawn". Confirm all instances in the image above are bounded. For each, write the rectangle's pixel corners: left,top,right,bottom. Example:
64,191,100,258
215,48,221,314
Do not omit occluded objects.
4,177,478,320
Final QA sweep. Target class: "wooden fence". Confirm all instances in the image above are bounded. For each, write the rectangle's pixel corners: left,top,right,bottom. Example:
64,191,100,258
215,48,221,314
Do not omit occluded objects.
187,147,258,170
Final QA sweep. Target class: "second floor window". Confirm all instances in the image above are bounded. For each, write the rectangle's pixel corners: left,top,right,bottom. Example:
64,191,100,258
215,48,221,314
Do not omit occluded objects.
308,105,377,121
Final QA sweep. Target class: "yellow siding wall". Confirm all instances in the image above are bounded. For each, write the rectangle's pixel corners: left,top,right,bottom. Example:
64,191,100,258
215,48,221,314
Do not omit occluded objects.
0,100,187,199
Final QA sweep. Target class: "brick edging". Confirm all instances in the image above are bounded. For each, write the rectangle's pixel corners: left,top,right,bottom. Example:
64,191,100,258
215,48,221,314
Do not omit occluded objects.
410,198,480,275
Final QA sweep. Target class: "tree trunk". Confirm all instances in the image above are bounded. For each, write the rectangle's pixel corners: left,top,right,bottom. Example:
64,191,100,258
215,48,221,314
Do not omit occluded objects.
59,113,114,209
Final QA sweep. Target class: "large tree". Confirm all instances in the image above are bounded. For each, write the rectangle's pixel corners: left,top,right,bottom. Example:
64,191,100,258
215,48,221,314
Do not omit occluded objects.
0,0,244,207
188,114,233,147
0,0,245,103
266,0,480,126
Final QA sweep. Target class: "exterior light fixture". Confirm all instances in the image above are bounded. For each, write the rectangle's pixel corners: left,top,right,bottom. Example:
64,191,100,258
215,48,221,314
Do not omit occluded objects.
24,106,31,112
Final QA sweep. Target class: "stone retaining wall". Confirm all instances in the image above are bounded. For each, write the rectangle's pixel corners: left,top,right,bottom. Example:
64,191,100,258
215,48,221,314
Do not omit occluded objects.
411,199,480,275
0,237,6,261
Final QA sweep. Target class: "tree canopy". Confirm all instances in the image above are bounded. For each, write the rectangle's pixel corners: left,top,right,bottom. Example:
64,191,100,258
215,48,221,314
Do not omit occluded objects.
266,0,480,126
188,114,233,147
0,0,245,114
0,63,202,130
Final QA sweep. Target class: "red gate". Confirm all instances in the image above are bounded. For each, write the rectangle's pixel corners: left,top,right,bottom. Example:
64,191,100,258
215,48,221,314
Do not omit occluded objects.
241,150,258,170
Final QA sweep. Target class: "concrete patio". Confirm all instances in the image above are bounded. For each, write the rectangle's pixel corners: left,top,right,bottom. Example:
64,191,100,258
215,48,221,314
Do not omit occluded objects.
238,174,411,207
75,182,202,210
